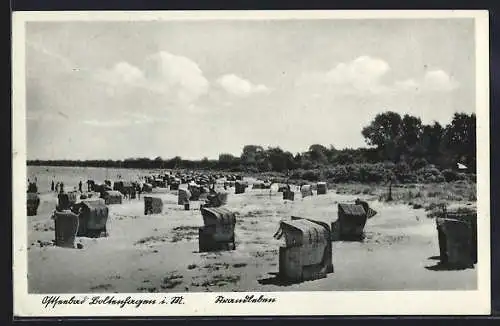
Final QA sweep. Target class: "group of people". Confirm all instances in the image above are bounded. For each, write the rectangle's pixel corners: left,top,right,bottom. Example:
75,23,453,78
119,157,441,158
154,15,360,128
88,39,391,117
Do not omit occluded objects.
50,180,65,193
50,180,84,193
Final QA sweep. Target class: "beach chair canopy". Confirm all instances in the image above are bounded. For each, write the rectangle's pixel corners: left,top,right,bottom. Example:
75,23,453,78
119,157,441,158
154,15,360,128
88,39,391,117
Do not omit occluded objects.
54,209,79,224
300,185,313,197
79,200,108,228
436,206,477,231
80,199,108,213
338,203,366,217
80,197,105,205
201,207,236,227
104,190,122,197
436,206,477,266
275,218,329,248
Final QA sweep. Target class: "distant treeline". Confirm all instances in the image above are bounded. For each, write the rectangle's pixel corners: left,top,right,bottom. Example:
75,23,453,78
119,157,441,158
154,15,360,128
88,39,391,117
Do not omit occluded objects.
28,112,476,176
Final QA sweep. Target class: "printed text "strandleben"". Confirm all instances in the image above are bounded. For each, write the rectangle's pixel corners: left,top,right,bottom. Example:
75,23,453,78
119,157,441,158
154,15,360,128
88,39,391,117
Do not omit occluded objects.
214,295,277,304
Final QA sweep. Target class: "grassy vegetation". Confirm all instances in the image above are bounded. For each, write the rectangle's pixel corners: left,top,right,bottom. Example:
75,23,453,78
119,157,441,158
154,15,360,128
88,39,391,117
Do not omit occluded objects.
332,180,476,218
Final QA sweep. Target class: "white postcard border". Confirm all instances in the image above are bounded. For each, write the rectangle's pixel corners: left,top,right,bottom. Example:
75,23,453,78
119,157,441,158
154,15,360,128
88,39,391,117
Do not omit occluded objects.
12,10,491,317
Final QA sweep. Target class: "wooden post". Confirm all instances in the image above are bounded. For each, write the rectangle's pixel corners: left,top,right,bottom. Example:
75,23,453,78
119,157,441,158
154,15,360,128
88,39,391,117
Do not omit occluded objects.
387,179,393,202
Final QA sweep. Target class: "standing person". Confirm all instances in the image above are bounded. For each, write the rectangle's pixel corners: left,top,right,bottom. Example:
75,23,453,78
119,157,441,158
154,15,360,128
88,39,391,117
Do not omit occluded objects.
60,182,64,193
78,180,83,193
51,180,55,192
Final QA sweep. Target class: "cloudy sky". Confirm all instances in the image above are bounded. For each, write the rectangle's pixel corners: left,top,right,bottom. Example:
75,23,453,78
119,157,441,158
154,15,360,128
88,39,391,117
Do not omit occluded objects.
25,18,475,160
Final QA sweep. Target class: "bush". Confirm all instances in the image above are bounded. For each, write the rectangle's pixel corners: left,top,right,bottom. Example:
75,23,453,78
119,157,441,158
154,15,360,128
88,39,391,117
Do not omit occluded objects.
442,169,467,182
244,166,260,173
411,158,429,170
326,166,350,183
416,166,445,183
395,161,410,174
290,170,303,180
442,169,456,182
302,170,321,182
359,163,388,183
393,161,419,183
295,162,466,184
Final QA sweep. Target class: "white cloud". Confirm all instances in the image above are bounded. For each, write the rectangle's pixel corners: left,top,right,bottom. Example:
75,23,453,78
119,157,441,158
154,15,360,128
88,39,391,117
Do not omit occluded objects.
143,51,209,103
298,56,391,95
96,51,209,104
394,70,459,93
216,74,270,97
298,56,459,97
422,70,459,91
325,56,390,88
105,62,145,85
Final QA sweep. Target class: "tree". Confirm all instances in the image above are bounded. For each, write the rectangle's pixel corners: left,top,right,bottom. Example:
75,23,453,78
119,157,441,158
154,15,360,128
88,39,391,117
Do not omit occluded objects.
166,156,182,169
326,145,338,163
362,111,403,162
421,121,444,164
217,153,240,170
294,153,304,168
443,113,476,171
200,157,210,169
265,147,296,172
218,153,236,163
154,156,164,169
332,151,355,165
401,114,423,150
362,112,403,147
308,144,329,164
241,145,265,166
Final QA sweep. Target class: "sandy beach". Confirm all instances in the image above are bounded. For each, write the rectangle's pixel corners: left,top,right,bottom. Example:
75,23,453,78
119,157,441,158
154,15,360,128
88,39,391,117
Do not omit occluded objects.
27,178,476,294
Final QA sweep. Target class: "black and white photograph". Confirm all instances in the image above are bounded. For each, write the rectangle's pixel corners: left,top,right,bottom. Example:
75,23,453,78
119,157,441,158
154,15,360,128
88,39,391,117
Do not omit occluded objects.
12,10,490,316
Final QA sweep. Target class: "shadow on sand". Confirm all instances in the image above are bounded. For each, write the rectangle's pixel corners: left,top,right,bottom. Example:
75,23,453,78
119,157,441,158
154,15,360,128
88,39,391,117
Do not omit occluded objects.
258,272,302,286
258,272,329,286
427,255,441,260
424,261,474,271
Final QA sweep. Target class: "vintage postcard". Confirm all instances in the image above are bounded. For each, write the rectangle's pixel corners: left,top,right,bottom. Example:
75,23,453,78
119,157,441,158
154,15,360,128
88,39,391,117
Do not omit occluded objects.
12,10,490,316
